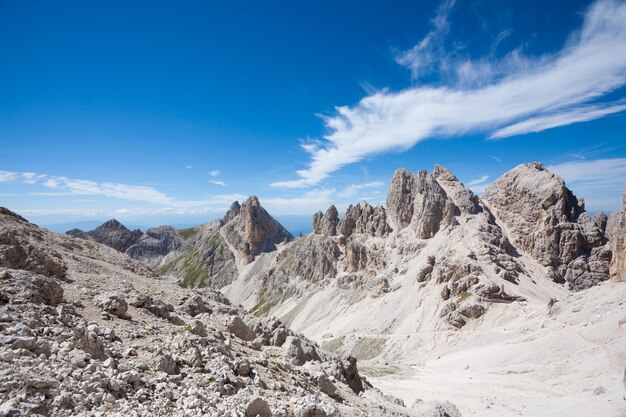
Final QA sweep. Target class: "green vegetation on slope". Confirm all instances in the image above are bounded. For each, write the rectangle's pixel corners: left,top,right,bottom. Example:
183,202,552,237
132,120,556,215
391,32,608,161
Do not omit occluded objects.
156,245,209,287
178,227,199,239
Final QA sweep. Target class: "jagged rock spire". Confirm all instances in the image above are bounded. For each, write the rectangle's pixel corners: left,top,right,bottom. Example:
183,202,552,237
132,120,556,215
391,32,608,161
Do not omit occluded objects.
312,205,339,236
223,201,241,224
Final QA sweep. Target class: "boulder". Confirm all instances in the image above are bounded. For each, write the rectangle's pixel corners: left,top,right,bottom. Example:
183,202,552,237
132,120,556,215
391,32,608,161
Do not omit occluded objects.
227,316,255,341
95,293,128,319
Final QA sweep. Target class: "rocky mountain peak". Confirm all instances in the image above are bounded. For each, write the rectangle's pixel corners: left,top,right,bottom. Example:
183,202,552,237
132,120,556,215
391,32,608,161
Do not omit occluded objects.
96,218,127,231
432,164,458,181
224,196,293,264
483,163,610,290
222,200,241,224
66,219,144,254
484,162,584,224
386,166,457,238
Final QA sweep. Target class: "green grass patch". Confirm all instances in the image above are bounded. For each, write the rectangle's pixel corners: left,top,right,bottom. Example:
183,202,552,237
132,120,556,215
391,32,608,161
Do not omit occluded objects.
156,245,209,287
178,227,198,239
457,291,471,301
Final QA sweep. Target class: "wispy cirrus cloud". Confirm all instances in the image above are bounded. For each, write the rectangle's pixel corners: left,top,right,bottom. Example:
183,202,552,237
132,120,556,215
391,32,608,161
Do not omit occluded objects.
465,175,490,194
338,181,385,198
273,0,626,188
490,101,626,139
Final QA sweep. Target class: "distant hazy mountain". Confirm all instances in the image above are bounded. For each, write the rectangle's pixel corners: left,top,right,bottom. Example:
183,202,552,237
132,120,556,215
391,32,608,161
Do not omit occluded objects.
41,221,200,233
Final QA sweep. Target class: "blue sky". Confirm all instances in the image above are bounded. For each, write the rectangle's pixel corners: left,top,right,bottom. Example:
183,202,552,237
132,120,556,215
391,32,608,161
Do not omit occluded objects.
1,0,626,228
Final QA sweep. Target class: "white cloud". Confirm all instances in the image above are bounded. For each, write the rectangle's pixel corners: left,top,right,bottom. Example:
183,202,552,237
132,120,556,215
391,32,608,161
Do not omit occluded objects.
208,170,220,177
0,169,246,210
490,101,626,139
43,179,59,188
185,165,193,169
395,0,456,80
210,180,226,186
464,175,490,194
262,189,336,215
548,157,626,213
273,0,626,188
465,175,489,187
0,171,18,182
338,181,385,197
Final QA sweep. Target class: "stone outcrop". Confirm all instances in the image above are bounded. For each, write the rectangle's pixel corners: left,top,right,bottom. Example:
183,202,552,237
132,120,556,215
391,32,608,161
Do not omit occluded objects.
483,163,611,290
338,203,390,237
609,186,626,281
0,209,67,279
312,205,339,236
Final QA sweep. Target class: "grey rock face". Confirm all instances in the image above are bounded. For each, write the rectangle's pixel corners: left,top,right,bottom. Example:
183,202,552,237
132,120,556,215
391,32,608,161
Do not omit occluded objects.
223,196,293,264
386,168,419,230
0,211,67,279
84,219,143,253
180,295,211,317
273,234,340,283
483,163,611,290
386,169,457,238
223,201,241,224
282,335,306,365
312,205,340,236
126,225,183,261
158,223,238,289
281,335,320,367
153,350,180,375
338,202,390,237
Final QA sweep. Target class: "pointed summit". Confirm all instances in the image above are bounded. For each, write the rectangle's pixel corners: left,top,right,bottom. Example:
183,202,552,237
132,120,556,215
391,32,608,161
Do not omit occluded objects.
75,219,144,253
224,196,293,264
312,205,339,236
222,201,241,224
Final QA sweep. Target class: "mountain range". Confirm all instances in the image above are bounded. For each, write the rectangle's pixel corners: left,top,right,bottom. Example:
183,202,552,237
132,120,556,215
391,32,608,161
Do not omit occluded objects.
2,162,625,416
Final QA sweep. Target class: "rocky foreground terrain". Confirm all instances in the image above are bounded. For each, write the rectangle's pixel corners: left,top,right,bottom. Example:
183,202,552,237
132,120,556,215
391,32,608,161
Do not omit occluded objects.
0,208,460,416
